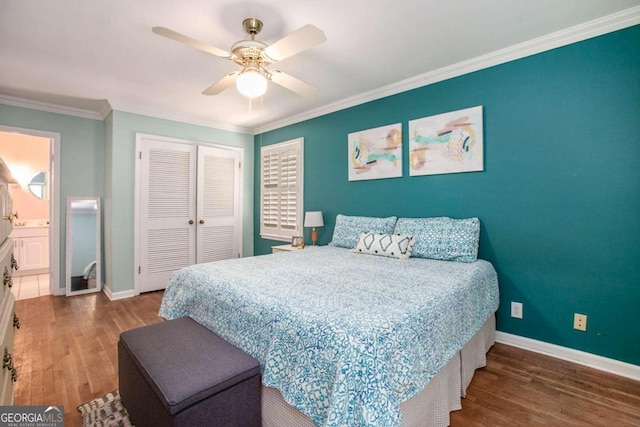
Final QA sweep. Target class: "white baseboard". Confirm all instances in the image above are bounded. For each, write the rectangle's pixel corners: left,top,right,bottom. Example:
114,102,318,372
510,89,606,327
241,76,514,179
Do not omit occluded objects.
102,284,137,301
495,331,640,382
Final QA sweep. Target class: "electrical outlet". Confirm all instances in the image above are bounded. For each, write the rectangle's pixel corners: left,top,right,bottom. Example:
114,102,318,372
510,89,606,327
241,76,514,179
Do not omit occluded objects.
511,302,523,319
574,313,587,331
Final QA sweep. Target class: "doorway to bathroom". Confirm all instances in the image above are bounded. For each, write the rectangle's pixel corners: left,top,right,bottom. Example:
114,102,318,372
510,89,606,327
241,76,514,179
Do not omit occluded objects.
0,126,61,299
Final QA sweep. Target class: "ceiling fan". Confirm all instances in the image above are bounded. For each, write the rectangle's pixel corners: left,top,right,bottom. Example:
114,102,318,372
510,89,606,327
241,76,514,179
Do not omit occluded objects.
152,18,326,98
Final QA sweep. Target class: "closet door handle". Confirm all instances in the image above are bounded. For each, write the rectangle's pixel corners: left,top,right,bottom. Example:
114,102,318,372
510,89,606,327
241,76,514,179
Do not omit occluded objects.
3,212,18,223
199,220,205,224
188,220,194,225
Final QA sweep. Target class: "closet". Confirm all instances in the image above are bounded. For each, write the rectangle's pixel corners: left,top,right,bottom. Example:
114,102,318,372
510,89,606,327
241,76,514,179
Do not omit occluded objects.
135,134,242,293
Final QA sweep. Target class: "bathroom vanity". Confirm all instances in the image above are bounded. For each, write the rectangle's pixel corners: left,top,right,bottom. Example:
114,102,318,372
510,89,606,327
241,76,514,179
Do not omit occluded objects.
11,225,49,276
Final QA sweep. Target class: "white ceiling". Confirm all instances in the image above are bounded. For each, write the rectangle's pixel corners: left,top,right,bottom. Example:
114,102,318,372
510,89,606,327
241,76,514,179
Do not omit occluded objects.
1,0,639,134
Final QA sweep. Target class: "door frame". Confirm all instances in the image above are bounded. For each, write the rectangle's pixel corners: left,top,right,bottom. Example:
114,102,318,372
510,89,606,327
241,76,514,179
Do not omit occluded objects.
0,125,61,295
133,133,243,295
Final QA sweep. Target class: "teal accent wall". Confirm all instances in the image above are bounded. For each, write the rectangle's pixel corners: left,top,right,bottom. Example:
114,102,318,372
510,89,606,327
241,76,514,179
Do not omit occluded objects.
254,26,640,365
106,111,254,294
0,104,104,290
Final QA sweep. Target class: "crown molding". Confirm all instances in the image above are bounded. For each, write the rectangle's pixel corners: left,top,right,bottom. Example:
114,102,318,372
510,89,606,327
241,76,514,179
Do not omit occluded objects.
254,6,640,134
0,94,108,121
98,102,113,120
0,93,252,134
110,104,254,135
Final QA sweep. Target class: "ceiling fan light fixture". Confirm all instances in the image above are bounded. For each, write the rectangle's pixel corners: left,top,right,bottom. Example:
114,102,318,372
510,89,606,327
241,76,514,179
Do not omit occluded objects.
236,68,267,98
153,18,325,98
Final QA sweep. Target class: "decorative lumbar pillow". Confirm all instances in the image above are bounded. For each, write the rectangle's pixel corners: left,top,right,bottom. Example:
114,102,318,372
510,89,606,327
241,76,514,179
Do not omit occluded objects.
352,232,416,259
394,217,480,262
329,214,397,249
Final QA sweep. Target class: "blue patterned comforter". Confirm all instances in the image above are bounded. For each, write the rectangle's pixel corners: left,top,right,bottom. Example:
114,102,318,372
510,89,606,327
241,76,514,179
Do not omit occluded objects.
159,246,499,427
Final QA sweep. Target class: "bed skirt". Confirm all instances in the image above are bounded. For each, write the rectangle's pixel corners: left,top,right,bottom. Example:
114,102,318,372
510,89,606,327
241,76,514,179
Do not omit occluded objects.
262,313,495,427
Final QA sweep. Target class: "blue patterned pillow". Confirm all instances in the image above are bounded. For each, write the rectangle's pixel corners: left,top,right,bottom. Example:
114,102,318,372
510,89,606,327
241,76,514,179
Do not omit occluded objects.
394,217,480,262
352,232,416,259
329,215,397,249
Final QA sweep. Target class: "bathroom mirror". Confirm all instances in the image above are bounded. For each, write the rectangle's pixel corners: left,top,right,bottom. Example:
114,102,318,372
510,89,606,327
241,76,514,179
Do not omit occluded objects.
66,197,101,296
28,171,47,200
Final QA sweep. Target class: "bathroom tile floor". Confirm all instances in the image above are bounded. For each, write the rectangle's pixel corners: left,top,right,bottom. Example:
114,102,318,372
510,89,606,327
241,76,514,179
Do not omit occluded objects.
11,274,51,300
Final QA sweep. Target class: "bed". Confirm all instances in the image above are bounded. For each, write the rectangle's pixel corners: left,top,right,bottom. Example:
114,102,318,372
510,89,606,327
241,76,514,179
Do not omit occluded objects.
159,241,499,427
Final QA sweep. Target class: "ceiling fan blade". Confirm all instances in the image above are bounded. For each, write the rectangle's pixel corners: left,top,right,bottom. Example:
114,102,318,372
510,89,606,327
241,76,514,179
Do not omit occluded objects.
263,25,326,62
152,26,233,59
202,72,239,95
269,70,318,97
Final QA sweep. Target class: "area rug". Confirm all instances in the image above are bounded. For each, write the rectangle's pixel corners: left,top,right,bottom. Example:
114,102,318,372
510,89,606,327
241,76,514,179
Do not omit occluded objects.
77,389,132,427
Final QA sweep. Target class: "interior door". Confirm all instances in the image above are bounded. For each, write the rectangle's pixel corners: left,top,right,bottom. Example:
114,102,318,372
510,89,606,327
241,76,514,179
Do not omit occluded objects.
196,146,241,263
138,137,196,293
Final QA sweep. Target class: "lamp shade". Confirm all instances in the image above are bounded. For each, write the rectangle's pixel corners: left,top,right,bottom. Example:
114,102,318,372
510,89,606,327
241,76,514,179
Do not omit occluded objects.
304,211,324,228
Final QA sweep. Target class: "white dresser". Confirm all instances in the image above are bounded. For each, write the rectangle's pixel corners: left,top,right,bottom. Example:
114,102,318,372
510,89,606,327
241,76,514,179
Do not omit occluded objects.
0,159,19,405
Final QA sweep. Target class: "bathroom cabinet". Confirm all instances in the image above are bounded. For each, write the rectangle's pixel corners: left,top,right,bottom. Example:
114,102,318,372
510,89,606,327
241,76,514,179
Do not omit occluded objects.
11,227,49,276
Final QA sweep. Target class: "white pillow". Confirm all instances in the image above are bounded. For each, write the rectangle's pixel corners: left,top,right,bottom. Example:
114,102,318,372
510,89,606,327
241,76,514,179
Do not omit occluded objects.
352,232,416,259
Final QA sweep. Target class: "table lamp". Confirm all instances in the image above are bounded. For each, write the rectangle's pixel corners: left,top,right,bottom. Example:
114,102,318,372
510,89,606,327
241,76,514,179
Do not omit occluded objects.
304,211,324,245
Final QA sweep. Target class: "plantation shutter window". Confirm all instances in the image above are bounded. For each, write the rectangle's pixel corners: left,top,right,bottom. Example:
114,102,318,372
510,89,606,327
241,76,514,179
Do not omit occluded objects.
260,138,303,241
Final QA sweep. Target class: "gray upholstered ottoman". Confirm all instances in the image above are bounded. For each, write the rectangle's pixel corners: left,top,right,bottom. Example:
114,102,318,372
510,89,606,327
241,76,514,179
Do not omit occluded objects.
118,317,261,427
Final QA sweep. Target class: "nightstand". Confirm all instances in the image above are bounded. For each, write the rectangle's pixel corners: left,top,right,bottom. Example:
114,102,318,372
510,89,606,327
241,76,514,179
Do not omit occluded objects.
271,244,302,254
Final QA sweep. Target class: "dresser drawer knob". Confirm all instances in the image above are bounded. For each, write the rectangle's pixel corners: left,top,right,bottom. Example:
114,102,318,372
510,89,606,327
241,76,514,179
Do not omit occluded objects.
3,267,12,288
13,314,20,329
3,349,17,381
3,348,12,370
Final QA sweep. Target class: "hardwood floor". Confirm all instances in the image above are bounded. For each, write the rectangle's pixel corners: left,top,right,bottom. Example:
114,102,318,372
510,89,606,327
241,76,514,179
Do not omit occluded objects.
450,344,640,426
12,292,640,426
13,291,164,427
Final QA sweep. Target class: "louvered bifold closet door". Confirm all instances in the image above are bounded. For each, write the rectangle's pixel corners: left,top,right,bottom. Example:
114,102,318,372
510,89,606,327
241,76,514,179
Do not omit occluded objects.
138,139,196,293
196,146,240,264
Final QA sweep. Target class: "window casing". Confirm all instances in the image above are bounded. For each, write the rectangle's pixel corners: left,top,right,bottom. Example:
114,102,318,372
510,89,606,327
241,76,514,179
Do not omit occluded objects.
260,138,303,241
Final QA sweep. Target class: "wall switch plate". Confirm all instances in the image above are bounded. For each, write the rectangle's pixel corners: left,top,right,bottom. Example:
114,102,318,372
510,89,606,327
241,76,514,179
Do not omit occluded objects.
511,301,523,319
574,313,587,331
